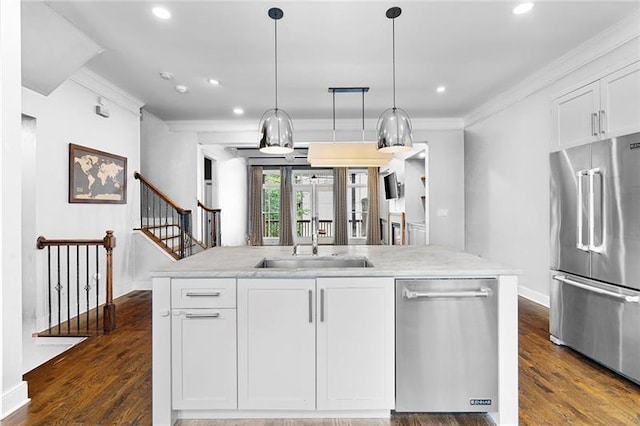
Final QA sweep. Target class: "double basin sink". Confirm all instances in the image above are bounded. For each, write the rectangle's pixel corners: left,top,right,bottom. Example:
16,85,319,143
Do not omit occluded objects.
255,256,374,269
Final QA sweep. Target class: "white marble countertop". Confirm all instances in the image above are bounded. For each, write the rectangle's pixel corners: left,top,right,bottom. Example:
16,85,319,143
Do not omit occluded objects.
151,245,520,278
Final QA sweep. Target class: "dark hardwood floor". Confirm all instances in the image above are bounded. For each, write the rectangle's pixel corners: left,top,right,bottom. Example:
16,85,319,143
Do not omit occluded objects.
2,291,639,425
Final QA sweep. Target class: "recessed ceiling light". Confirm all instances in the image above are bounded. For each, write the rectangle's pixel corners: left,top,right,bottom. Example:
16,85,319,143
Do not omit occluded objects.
233,107,244,115
513,3,534,15
152,7,171,20
175,85,188,94
159,72,173,80
436,86,446,93
207,78,220,86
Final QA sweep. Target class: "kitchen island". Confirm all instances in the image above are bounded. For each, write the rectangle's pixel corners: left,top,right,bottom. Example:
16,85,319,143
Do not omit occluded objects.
152,245,519,425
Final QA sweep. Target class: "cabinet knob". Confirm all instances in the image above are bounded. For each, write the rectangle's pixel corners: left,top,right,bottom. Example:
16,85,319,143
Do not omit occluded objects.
160,310,170,317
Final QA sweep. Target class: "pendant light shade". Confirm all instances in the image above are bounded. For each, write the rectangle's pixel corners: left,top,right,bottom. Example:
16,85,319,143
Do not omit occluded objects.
377,7,413,153
377,107,412,153
259,7,294,154
259,108,293,154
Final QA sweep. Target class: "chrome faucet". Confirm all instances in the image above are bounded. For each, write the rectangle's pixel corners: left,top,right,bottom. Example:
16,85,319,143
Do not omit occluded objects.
311,214,319,255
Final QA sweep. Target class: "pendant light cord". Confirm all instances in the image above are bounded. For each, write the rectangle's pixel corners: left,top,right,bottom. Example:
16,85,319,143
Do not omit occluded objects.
332,90,336,142
274,19,278,110
362,89,365,141
392,16,396,109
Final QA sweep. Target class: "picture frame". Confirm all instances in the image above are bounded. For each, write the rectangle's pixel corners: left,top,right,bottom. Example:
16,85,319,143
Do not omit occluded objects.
69,143,127,204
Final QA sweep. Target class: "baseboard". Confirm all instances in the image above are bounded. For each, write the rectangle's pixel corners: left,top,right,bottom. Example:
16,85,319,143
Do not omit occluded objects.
519,285,550,308
134,280,152,291
1,381,29,419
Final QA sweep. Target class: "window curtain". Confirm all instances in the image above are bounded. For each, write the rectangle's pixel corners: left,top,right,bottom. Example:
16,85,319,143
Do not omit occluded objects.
247,166,263,246
365,167,382,245
333,167,348,245
279,166,294,246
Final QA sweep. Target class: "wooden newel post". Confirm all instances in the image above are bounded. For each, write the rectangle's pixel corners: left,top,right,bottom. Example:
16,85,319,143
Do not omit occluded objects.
103,230,116,333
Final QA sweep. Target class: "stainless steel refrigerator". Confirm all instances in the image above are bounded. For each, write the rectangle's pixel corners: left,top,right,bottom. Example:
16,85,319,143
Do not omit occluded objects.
550,132,640,384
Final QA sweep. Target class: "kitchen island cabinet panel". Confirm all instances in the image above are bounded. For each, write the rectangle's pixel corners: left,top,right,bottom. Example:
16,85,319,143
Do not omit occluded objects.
171,308,237,409
237,278,316,410
316,277,395,410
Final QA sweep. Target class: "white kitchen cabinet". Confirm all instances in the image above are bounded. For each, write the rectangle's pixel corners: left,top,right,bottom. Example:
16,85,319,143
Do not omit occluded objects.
171,308,237,409
600,61,640,138
316,277,395,410
237,278,316,410
554,81,600,149
554,61,640,149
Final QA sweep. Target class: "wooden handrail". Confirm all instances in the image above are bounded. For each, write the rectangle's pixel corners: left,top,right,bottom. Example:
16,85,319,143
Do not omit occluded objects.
134,172,191,215
197,200,221,213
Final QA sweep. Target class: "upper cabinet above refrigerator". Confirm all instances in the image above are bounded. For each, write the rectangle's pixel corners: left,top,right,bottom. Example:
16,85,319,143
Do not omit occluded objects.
553,61,640,150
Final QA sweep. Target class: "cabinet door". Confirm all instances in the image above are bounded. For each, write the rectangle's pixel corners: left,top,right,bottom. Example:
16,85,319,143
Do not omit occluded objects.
600,61,640,138
237,278,316,410
316,277,394,410
171,308,237,409
554,81,600,149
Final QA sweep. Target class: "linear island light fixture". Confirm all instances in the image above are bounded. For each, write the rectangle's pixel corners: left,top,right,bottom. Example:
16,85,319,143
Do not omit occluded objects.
307,87,392,167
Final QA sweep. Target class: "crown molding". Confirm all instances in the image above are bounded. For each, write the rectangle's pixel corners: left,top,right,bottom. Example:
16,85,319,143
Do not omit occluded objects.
464,10,640,127
70,67,145,115
166,117,464,133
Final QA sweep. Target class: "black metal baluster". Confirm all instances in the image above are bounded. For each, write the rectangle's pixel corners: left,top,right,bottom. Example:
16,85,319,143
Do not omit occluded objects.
95,245,99,331
67,246,70,333
77,245,80,331
47,246,52,333
86,245,90,332
57,246,61,333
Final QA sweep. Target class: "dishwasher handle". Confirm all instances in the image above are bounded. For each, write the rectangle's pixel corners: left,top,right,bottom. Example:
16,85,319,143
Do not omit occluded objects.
402,287,492,299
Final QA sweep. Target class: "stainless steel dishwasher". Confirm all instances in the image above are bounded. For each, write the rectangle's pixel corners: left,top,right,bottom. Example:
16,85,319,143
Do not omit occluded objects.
395,278,498,412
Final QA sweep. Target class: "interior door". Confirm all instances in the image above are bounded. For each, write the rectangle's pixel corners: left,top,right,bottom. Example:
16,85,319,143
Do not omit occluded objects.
590,134,640,290
550,143,591,277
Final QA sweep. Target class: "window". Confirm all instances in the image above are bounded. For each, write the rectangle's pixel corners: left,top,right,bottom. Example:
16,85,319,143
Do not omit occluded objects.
260,168,368,244
293,170,334,243
347,169,368,240
262,170,281,239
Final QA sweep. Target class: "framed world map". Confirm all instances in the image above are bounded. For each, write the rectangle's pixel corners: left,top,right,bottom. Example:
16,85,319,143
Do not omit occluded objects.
69,143,127,204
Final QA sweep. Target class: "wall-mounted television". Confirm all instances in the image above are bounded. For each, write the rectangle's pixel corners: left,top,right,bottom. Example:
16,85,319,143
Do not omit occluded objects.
384,172,399,200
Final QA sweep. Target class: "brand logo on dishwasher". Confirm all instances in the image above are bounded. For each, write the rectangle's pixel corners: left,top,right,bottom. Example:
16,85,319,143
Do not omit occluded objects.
470,399,492,406
630,142,640,150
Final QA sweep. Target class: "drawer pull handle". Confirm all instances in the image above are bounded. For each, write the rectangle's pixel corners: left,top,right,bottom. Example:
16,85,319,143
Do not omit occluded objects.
185,291,221,297
185,313,220,319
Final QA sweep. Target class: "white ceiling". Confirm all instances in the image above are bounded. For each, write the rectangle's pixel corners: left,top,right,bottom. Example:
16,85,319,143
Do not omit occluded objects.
37,1,640,122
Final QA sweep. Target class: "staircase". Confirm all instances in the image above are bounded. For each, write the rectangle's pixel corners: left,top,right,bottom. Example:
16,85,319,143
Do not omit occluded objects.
134,172,206,260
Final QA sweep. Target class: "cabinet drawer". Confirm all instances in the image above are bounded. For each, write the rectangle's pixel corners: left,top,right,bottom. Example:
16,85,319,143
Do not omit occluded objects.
172,278,236,308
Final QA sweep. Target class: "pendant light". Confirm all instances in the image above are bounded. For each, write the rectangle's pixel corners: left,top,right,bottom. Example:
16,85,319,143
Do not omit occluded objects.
259,7,294,154
377,7,413,153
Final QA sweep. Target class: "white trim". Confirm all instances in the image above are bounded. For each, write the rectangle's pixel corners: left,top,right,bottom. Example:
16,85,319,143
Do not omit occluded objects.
465,11,640,127
176,409,391,419
33,336,85,346
167,117,464,133
134,280,153,290
69,67,145,115
519,284,550,308
134,230,179,262
1,382,29,419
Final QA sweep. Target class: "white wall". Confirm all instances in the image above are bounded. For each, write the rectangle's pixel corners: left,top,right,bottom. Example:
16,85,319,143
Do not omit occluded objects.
423,130,465,251
200,145,247,246
465,35,640,305
140,111,198,215
1,0,29,417
21,74,141,370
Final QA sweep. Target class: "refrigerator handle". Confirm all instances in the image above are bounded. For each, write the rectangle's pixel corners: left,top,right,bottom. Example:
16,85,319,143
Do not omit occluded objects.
589,168,604,253
576,170,590,252
553,275,639,303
